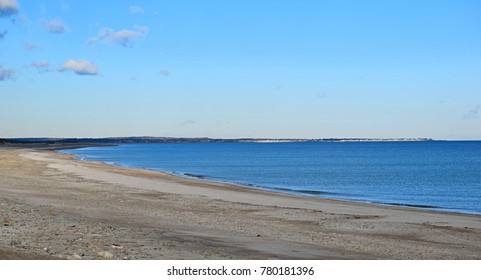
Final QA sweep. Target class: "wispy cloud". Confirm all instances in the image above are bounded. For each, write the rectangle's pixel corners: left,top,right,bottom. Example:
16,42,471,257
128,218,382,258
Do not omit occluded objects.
182,120,195,125
31,61,49,68
31,61,50,72
0,0,19,17
0,30,6,40
159,69,170,76
59,59,99,76
129,5,144,14
0,64,15,81
42,19,66,34
463,104,481,120
60,2,70,12
87,25,149,48
23,41,41,51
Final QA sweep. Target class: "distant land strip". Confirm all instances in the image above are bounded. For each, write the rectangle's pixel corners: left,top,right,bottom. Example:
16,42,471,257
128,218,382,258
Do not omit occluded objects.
1,137,434,146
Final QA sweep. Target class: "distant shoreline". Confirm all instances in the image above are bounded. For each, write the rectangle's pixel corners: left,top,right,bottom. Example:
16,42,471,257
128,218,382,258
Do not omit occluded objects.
2,136,436,147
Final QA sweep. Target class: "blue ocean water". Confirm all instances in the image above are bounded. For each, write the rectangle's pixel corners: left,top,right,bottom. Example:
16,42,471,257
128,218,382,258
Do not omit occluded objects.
60,141,481,214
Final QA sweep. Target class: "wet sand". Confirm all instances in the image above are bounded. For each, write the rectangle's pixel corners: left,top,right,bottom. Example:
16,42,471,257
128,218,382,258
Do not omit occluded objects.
1,147,481,259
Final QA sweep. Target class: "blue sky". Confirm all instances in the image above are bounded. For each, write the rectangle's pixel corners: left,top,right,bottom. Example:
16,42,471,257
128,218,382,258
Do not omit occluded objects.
1,0,480,139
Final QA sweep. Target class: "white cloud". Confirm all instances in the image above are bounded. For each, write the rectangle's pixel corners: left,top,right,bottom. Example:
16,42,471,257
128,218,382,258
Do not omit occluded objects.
0,64,15,81
129,5,144,14
87,25,149,48
59,59,99,76
42,19,66,34
0,0,19,17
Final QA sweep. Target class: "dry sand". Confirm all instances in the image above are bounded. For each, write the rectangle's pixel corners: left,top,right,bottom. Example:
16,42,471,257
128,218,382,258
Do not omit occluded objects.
1,147,481,259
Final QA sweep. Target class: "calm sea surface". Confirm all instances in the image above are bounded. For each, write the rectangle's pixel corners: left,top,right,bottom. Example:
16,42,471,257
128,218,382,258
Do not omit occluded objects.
61,141,481,214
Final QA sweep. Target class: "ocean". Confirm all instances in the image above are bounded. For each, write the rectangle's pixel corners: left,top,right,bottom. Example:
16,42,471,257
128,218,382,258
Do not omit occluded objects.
60,141,481,214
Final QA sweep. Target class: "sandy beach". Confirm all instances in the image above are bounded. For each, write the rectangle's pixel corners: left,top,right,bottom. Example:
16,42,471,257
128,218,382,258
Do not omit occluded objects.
1,146,481,259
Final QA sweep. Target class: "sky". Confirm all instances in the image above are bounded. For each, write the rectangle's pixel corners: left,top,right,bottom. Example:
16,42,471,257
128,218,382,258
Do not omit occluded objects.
0,0,480,139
